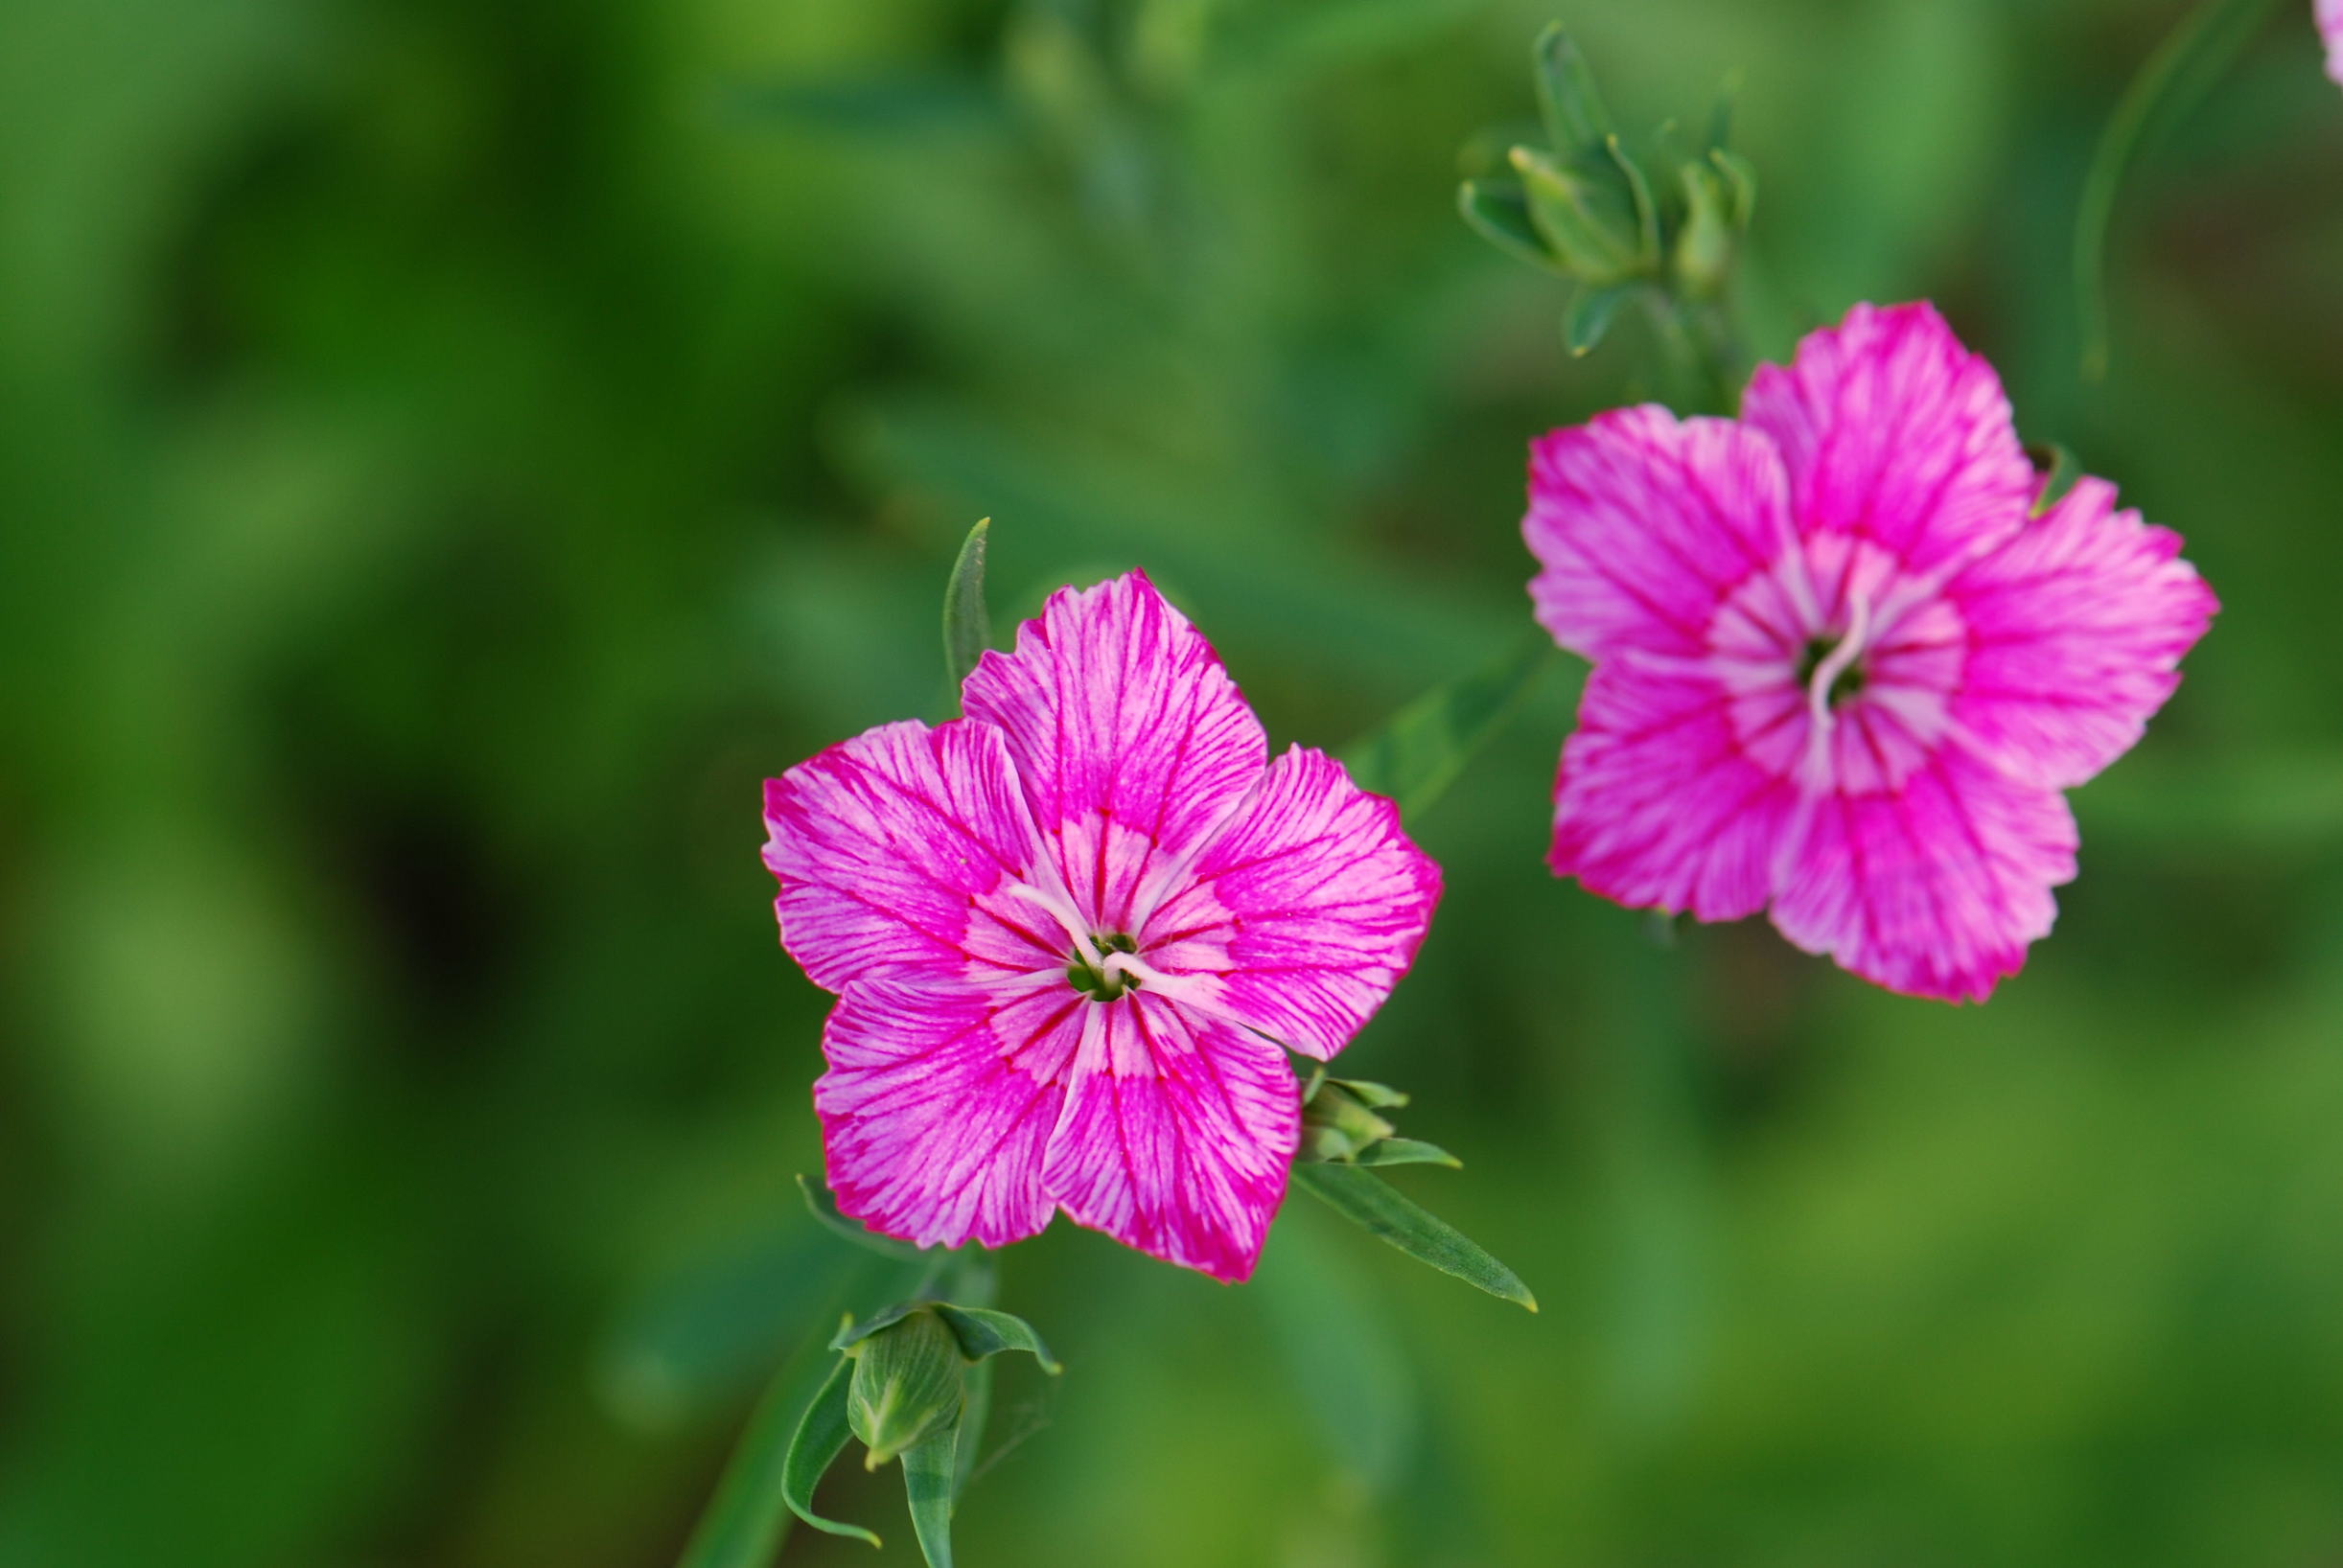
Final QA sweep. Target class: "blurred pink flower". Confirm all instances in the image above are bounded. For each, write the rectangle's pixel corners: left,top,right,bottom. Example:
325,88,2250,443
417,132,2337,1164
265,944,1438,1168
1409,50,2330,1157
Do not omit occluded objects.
2323,0,2343,84
763,571,1440,1280
1523,303,2215,1002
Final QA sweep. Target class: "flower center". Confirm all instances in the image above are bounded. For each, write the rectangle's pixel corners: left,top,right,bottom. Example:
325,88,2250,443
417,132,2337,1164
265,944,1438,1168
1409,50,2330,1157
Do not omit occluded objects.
1067,932,1142,1001
1795,634,1867,707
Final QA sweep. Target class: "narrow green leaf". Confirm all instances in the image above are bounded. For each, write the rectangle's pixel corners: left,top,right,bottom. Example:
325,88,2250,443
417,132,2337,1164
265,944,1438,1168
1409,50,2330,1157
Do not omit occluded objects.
1606,134,1660,267
1531,22,1612,152
1292,1163,1537,1312
1709,148,1757,229
902,1422,961,1568
952,1358,994,1498
1456,179,1558,273
830,1300,922,1352
932,1304,1063,1373
941,518,992,694
1339,630,1557,820
2073,0,2285,380
675,1256,925,1568
776,1360,884,1550
2027,441,2084,518
1566,284,1635,357
800,1176,931,1261
1355,1138,1463,1169
1324,1076,1407,1111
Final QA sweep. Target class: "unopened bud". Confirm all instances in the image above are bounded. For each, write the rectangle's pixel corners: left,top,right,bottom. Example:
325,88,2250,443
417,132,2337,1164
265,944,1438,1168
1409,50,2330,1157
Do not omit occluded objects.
1509,145,1647,288
847,1307,965,1469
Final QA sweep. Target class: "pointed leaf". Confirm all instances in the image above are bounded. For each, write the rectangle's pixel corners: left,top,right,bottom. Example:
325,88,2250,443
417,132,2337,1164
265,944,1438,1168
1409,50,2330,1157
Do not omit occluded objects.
1606,134,1660,265
941,517,992,694
902,1422,961,1568
800,1175,931,1261
1326,1076,1408,1110
1566,284,1635,357
675,1257,928,1568
1709,148,1757,229
830,1300,923,1352
1291,1163,1537,1312
1531,22,1613,152
784,1360,884,1549
1339,630,1557,820
1355,1138,1463,1169
932,1304,1063,1373
1457,179,1558,272
2027,441,2084,518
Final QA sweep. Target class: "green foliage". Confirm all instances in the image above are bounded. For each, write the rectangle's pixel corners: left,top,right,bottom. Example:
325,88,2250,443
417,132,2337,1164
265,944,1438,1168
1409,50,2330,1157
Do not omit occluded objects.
9,0,2343,1563
1291,1163,1538,1312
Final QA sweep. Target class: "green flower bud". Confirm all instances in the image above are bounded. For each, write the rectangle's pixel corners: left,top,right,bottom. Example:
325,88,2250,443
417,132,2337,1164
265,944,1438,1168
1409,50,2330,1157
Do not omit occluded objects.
1303,1079,1400,1162
1509,145,1648,288
847,1307,966,1469
1671,160,1736,301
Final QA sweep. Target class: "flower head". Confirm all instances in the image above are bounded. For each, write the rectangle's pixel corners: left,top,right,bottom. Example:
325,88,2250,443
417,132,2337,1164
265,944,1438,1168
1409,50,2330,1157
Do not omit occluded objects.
1523,302,2215,1002
2322,0,2343,85
762,572,1441,1280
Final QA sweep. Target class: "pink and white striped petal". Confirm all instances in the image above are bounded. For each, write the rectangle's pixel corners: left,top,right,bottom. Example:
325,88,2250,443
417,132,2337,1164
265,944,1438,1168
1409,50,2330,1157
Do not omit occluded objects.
2322,0,2343,85
763,720,1049,993
817,976,1083,1251
1042,992,1298,1282
1740,302,2037,580
1944,481,2215,792
1549,658,1806,922
1140,747,1441,1061
962,571,1269,932
1770,750,2078,1003
1524,406,1798,661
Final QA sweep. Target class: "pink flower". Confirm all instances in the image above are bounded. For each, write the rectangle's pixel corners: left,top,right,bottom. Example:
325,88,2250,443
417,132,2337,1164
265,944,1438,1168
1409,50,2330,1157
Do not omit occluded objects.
2323,0,2343,84
1522,302,2215,1003
762,571,1441,1280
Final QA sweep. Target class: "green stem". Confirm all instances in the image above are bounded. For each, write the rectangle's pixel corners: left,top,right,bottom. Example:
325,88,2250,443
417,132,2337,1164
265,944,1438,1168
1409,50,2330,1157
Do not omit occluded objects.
2073,0,2285,380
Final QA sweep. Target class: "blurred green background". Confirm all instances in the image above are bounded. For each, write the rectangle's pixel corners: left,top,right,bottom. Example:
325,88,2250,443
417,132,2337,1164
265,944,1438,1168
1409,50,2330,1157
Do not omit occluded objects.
6,0,2343,1563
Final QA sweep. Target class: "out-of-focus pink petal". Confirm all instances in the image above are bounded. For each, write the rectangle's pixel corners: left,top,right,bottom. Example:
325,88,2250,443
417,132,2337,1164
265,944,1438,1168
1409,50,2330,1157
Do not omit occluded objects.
1771,750,2078,1003
1740,302,2036,580
1524,405,1797,660
763,720,1049,993
2322,0,2343,85
817,976,1083,1251
1140,747,1440,1062
962,571,1268,931
1945,477,2216,791
1042,993,1297,1282
1549,658,1806,922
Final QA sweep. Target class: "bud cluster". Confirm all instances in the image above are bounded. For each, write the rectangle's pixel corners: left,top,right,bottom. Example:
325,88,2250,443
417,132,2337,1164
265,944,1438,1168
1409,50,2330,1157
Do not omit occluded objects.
1458,24,1755,357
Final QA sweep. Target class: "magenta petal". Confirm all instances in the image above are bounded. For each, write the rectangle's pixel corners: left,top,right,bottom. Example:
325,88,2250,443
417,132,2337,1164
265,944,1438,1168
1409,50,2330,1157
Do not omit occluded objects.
962,571,1269,931
1042,993,1298,1282
1549,660,1806,922
817,977,1083,1251
2324,0,2343,84
1771,750,2078,1003
1524,405,1796,660
1946,477,2217,792
763,720,1049,993
1740,302,2036,579
1143,747,1441,1061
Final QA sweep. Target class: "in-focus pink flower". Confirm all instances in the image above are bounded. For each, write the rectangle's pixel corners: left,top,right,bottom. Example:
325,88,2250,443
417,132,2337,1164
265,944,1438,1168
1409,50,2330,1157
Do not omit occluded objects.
762,571,1440,1280
2322,0,2343,85
1523,302,2215,1003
